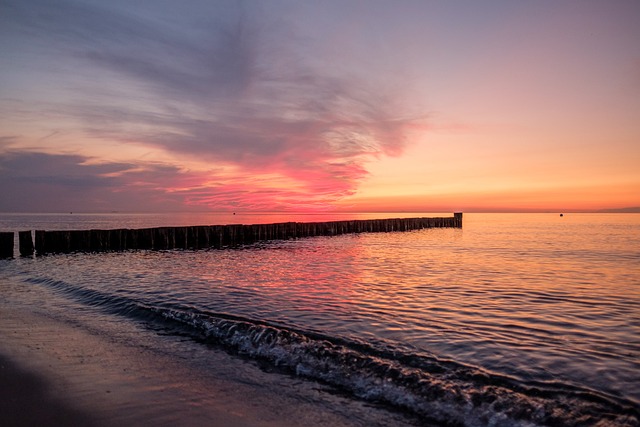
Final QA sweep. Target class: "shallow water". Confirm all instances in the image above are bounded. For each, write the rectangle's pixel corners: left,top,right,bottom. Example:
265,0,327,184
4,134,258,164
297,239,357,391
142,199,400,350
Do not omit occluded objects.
1,213,639,426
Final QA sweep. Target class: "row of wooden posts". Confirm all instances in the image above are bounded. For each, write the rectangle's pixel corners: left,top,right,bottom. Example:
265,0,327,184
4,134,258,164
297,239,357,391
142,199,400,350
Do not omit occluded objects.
0,214,462,258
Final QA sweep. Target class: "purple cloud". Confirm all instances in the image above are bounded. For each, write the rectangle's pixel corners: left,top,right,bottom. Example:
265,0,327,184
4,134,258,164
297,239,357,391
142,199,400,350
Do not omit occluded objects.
0,0,425,211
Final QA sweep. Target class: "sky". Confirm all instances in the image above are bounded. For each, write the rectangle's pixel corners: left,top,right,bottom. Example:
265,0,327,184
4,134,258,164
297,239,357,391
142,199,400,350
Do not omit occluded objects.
1,0,639,213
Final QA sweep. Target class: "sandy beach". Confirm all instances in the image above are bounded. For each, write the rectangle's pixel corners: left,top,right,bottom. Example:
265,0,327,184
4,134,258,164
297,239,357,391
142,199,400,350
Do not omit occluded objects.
0,301,260,427
0,355,100,427
0,353,103,427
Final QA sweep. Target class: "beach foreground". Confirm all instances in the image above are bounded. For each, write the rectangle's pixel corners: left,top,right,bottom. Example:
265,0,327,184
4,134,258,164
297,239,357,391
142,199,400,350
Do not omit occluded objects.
0,277,414,427
0,353,103,427
0,303,262,427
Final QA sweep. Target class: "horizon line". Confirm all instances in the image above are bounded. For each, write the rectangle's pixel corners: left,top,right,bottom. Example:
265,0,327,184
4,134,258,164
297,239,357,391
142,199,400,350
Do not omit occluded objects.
1,208,639,215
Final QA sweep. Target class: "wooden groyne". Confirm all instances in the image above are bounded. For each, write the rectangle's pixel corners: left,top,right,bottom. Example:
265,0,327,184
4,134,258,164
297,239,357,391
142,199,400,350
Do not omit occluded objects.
2,213,462,258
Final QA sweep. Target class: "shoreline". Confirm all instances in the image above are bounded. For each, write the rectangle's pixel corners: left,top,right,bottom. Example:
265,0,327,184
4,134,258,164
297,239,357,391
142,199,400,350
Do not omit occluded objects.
0,299,258,427
0,273,416,427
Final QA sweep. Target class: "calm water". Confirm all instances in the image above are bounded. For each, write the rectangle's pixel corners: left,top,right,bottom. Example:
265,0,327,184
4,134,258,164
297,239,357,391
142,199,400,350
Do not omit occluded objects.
1,213,639,426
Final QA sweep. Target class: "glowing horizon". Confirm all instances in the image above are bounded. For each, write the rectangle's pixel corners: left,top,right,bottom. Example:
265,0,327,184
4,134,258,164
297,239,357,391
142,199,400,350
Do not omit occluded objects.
1,1,639,213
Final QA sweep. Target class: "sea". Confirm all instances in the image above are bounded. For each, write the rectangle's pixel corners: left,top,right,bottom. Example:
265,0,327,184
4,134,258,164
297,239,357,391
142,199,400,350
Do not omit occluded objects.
1,212,639,426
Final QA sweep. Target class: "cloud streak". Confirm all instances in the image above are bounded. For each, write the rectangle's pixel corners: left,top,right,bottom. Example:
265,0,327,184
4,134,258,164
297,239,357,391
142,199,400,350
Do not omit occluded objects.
1,0,424,211
0,151,189,212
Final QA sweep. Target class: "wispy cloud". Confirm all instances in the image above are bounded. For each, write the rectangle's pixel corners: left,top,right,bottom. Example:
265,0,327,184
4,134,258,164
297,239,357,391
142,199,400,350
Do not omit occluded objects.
0,0,424,211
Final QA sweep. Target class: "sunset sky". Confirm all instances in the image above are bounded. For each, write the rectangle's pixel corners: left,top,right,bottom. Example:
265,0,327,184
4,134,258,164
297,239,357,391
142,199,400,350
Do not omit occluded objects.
1,0,639,213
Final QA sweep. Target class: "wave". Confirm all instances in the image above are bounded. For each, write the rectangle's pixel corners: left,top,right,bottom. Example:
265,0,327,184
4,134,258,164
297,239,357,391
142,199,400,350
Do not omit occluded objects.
25,276,640,427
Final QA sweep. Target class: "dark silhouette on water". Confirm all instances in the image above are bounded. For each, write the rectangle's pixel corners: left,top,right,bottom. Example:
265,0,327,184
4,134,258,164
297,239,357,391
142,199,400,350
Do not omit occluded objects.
6,214,462,257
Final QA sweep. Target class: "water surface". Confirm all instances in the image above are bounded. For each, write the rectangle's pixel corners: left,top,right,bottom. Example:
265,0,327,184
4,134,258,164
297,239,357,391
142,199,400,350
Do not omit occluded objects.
1,213,638,426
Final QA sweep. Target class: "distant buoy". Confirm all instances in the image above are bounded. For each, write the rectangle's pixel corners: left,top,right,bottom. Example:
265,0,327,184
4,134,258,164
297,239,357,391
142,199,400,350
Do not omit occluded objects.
560,213,564,217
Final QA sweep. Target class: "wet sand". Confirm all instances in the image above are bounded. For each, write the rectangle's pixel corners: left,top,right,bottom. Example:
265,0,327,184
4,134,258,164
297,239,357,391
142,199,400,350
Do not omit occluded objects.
0,304,263,427
0,354,103,427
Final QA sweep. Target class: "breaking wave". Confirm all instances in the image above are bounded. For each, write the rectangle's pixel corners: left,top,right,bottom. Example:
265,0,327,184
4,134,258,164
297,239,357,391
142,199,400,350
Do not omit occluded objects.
26,276,639,427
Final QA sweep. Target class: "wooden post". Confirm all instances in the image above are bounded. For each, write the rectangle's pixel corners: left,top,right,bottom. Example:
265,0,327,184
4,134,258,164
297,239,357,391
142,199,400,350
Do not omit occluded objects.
186,226,197,249
69,230,90,252
152,227,169,250
109,229,124,251
34,230,45,255
454,212,463,227
45,230,70,254
210,226,223,248
195,226,210,249
142,228,153,249
18,231,34,257
0,232,13,258
174,227,188,249
89,230,109,252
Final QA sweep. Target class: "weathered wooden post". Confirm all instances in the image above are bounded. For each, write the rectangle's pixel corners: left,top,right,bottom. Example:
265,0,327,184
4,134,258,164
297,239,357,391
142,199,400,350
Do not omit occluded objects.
0,232,14,258
194,226,209,249
174,227,188,249
18,231,34,257
46,230,71,254
286,222,297,239
69,230,90,252
186,226,197,249
243,225,258,245
122,229,133,250
309,222,318,236
229,224,243,245
108,229,123,251
210,225,223,248
454,212,463,227
34,230,45,255
130,228,147,250
152,227,169,250
42,231,56,253
265,223,275,240
89,230,109,252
